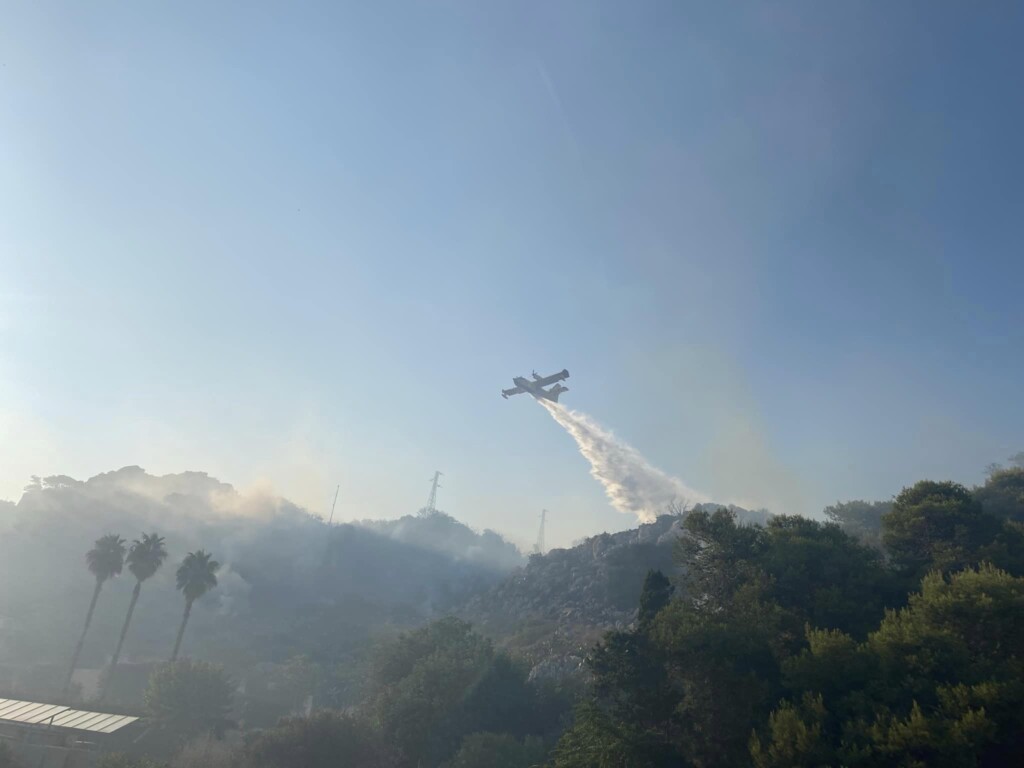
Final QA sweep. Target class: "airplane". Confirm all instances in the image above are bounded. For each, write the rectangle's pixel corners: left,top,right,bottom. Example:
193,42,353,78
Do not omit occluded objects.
501,369,570,402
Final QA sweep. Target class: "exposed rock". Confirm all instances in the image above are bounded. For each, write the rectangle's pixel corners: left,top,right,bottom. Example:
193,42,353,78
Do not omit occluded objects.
528,654,586,683
457,514,685,671
458,503,770,680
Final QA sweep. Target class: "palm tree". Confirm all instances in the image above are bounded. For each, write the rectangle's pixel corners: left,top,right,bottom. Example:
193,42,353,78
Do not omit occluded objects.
64,534,126,695
103,532,167,699
170,550,219,662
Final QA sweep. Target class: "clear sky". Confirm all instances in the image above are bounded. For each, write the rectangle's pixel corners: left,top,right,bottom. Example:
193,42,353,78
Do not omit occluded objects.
2,2,1022,549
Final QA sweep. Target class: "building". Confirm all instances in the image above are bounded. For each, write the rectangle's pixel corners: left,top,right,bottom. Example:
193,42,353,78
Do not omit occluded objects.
0,698,144,768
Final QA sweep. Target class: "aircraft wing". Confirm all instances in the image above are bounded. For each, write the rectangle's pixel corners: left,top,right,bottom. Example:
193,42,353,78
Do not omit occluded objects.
501,386,526,398
532,370,569,387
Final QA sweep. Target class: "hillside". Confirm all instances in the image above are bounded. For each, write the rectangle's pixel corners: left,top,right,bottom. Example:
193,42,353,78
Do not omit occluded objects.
0,468,522,703
0,466,769,704
457,504,769,677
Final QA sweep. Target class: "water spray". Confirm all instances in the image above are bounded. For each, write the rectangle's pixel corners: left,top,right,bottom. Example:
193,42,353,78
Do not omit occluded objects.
539,400,707,523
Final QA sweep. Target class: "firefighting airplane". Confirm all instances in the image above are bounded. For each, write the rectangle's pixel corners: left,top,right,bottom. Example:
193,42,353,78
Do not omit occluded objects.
501,369,570,402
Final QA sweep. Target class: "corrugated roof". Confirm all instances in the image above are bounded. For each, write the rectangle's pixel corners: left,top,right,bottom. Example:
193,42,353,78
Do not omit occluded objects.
0,699,139,734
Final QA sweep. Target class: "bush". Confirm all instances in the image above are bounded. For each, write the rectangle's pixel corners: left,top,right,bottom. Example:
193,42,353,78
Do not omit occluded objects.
171,734,238,768
243,711,400,768
145,660,234,739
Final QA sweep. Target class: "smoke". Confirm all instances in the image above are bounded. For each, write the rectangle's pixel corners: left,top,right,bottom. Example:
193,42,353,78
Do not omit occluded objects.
0,466,526,675
540,401,708,522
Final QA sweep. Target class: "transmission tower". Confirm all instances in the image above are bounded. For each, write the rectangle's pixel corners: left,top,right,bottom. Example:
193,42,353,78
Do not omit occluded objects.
423,471,443,515
533,509,547,555
321,484,342,571
327,484,340,525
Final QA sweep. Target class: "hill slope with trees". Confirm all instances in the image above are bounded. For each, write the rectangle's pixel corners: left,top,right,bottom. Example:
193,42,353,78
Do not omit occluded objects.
3,461,1024,767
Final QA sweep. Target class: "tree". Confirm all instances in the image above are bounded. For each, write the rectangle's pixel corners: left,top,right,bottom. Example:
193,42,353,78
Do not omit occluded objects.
273,654,320,712
637,569,673,627
551,701,648,768
676,507,768,608
680,509,898,639
368,618,554,767
171,550,219,662
105,533,168,698
758,514,902,638
556,564,789,767
555,510,903,768
748,694,831,768
242,655,324,728
442,732,547,768
243,711,401,768
754,565,1024,766
882,480,1023,581
170,734,236,768
657,584,789,767
64,533,126,695
145,660,233,739
975,466,1024,524
823,499,892,549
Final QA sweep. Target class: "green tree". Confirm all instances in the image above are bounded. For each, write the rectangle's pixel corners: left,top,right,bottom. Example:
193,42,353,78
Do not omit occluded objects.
676,507,768,608
637,569,673,627
243,710,401,768
105,533,168,698
657,583,789,767
171,550,219,661
882,480,1023,581
758,514,901,638
551,701,647,768
748,694,831,768
145,660,233,739
755,565,1024,766
557,574,788,768
64,533,127,695
975,466,1024,524
578,571,681,763
823,499,892,549
368,617,553,767
556,510,900,768
680,509,898,638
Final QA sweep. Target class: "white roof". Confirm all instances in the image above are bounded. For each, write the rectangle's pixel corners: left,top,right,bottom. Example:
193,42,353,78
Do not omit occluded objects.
0,698,139,734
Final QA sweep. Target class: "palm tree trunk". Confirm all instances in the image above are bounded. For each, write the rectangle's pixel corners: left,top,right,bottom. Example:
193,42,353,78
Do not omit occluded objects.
170,599,193,662
64,579,103,696
102,580,141,700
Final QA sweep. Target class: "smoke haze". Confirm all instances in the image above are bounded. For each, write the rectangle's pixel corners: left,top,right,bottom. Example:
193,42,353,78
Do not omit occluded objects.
0,467,525,692
540,401,708,522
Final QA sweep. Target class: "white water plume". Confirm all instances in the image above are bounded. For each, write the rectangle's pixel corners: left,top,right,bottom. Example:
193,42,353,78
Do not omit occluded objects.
540,400,708,522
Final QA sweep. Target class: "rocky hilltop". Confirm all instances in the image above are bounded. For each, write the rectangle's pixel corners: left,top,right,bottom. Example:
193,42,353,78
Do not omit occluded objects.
456,514,681,676
457,504,769,678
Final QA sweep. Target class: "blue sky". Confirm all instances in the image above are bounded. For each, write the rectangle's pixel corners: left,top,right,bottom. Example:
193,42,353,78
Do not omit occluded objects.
2,2,1022,549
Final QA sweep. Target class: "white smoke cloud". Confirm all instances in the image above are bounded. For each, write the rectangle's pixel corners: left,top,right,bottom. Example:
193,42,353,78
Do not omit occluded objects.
540,401,708,522
214,565,252,617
